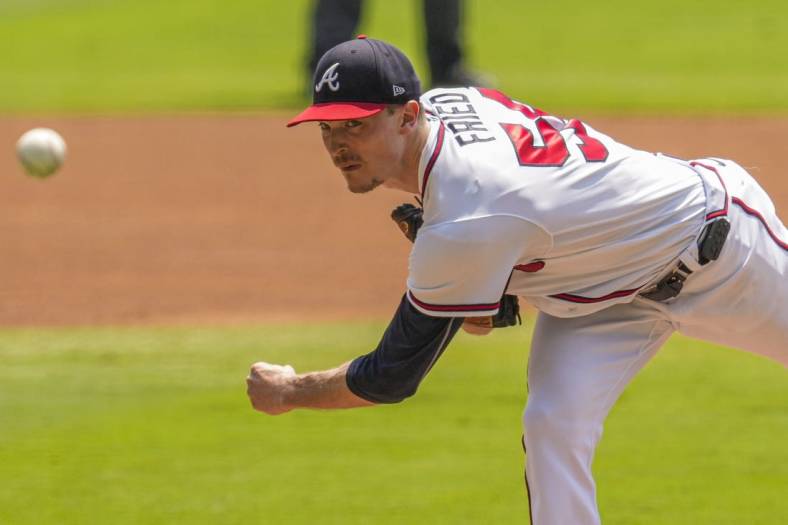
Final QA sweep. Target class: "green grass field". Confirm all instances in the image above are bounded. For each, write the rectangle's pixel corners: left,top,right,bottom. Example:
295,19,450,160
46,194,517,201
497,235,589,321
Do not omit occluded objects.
1,0,787,114
1,325,785,524
2,2,787,523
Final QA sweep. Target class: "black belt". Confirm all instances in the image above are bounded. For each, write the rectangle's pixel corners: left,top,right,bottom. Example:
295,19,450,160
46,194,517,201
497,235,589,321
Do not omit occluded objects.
639,218,731,302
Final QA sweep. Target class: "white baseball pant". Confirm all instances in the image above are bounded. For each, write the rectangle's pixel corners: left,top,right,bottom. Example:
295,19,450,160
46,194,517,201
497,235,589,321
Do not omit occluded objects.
522,160,787,524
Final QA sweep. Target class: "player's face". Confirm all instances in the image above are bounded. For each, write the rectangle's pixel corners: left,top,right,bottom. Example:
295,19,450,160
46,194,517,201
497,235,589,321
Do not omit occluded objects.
319,110,406,194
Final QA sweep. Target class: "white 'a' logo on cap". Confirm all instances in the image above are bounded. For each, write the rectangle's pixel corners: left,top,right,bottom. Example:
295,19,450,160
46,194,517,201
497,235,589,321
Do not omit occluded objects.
315,62,340,93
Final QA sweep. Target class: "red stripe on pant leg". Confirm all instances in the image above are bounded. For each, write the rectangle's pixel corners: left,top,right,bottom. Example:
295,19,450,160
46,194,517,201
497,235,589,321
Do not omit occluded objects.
690,161,729,219
522,435,534,525
732,197,788,250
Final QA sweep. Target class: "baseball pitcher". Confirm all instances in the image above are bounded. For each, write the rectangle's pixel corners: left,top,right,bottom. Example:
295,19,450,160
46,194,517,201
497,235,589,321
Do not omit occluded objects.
247,37,788,524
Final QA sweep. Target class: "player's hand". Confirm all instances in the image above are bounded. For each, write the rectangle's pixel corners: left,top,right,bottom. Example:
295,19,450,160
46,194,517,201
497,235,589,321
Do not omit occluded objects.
462,317,494,336
246,362,297,415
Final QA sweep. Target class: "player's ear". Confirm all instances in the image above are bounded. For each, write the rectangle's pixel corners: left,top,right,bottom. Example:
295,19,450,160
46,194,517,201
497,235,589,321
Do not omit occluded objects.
399,100,421,130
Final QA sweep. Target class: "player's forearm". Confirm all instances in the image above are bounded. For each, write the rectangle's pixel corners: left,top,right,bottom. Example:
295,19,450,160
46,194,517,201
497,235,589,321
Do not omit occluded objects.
247,361,373,415
283,362,375,411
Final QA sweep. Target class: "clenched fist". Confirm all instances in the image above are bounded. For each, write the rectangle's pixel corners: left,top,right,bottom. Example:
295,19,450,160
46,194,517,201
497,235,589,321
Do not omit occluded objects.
246,362,297,415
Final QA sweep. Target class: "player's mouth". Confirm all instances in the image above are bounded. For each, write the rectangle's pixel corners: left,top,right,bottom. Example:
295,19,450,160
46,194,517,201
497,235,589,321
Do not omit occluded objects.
334,152,362,172
338,163,362,172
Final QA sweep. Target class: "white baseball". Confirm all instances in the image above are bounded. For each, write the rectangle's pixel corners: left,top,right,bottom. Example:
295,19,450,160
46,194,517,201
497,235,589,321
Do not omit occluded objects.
16,128,67,178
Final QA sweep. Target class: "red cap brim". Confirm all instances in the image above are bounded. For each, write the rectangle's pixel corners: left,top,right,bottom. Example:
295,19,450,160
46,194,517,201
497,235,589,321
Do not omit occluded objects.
286,102,386,127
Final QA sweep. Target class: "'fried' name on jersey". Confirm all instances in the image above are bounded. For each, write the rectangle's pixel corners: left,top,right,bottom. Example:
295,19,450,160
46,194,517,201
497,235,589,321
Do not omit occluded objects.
428,92,496,147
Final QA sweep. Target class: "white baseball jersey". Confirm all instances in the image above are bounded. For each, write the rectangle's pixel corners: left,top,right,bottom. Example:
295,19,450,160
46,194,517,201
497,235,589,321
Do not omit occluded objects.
399,87,787,525
407,87,714,318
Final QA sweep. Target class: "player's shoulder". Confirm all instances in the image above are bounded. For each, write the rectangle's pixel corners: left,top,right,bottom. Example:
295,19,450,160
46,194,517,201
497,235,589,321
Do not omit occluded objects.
420,86,497,114
416,215,552,254
420,87,540,114
407,215,552,317
420,86,478,106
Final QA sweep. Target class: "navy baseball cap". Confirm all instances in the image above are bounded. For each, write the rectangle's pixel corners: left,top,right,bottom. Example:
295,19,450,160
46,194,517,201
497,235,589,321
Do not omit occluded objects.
287,36,421,127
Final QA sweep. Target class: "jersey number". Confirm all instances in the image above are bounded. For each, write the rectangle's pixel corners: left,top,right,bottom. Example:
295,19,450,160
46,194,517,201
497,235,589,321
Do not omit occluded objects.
479,88,608,167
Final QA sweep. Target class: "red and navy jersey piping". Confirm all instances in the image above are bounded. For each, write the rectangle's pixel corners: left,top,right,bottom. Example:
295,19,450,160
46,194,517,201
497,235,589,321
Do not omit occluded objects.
408,291,499,314
421,122,446,200
549,288,641,304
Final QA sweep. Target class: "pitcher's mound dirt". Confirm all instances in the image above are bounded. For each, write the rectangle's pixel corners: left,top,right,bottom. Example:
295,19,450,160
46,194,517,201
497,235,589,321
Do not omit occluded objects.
1,115,786,326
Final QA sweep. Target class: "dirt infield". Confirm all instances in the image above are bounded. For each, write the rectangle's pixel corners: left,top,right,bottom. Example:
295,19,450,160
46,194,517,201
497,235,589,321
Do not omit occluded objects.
1,115,786,326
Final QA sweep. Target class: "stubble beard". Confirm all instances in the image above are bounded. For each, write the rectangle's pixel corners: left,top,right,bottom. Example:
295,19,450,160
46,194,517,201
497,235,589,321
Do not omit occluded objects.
345,175,383,194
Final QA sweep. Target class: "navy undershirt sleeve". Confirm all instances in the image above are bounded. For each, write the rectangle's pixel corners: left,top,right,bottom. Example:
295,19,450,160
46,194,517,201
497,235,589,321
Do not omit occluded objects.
346,294,463,404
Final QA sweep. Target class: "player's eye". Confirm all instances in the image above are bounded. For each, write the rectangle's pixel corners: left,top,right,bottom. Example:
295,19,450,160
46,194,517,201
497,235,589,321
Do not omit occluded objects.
318,122,330,131
345,120,362,128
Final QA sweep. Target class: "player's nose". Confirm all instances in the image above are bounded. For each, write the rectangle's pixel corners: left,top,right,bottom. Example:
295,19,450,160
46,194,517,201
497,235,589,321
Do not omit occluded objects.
326,130,349,156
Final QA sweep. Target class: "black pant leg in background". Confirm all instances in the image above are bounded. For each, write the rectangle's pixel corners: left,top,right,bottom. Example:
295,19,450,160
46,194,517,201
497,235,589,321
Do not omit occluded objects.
308,0,363,78
423,0,463,84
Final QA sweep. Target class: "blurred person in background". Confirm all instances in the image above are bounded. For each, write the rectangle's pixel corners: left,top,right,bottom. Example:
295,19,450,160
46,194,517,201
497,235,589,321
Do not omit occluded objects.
307,0,487,89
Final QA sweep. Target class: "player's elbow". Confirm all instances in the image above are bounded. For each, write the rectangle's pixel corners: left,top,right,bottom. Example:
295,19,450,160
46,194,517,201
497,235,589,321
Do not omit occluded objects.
346,373,421,404
381,382,420,403
362,383,421,404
